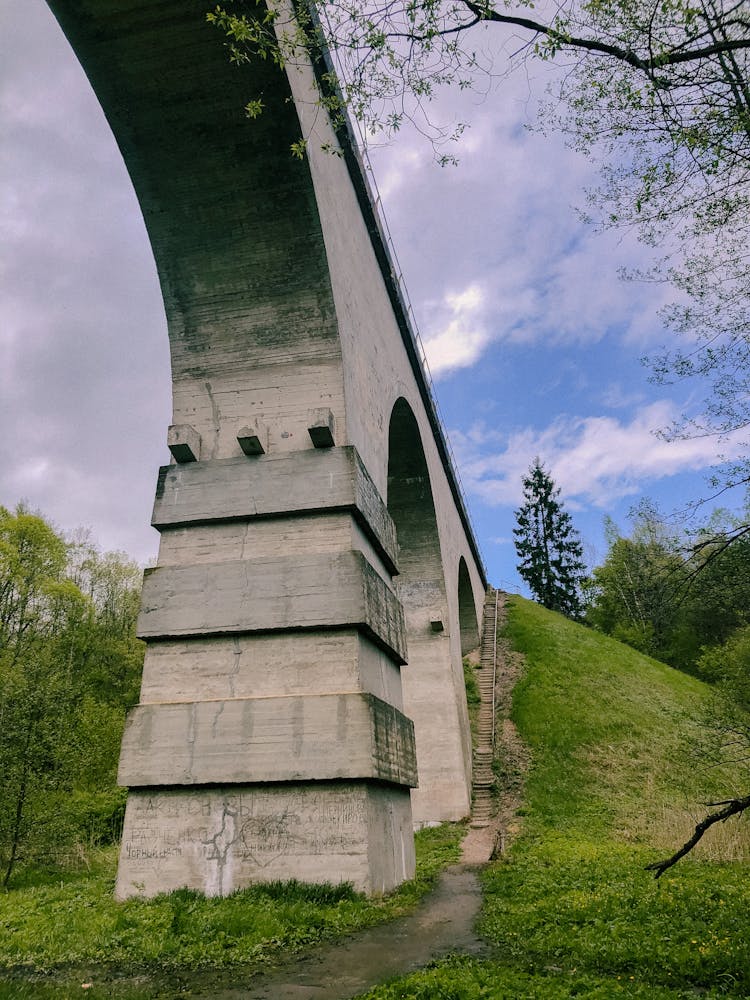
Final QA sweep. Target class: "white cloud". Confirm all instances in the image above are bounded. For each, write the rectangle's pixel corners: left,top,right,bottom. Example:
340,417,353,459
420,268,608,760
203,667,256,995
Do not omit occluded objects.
370,144,426,201
366,57,681,377
422,283,492,376
451,401,748,510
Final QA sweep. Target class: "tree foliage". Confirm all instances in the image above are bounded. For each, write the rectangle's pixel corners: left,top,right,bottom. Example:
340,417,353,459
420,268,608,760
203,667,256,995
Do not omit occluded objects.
587,502,750,672
513,459,586,618
207,0,750,260
0,506,144,887
586,508,693,663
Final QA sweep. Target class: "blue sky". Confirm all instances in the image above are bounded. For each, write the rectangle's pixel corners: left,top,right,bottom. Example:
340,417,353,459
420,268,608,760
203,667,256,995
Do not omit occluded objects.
1,1,744,593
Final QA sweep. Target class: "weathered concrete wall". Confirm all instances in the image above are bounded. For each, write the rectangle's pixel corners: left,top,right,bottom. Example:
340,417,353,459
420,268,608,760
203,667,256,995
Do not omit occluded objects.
117,783,415,899
152,448,399,574
138,632,404,709
137,550,407,662
119,693,417,787
45,0,488,895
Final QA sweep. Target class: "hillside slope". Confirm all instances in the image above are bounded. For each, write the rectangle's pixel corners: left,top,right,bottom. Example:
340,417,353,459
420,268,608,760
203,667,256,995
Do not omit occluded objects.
361,595,750,999
506,595,750,853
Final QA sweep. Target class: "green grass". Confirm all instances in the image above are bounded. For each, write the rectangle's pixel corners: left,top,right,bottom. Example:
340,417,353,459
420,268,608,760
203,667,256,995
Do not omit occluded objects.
356,954,733,999
358,595,750,999
0,822,464,976
7,598,750,997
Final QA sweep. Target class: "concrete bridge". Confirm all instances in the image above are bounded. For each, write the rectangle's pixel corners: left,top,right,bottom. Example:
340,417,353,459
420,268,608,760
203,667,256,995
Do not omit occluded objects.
46,0,487,897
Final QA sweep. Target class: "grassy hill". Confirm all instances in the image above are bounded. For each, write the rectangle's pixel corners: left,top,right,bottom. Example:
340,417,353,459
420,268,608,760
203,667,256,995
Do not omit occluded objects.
361,595,750,999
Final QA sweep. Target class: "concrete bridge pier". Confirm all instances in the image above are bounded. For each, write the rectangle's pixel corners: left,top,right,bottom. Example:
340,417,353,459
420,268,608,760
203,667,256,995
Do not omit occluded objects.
115,447,417,898
44,0,488,899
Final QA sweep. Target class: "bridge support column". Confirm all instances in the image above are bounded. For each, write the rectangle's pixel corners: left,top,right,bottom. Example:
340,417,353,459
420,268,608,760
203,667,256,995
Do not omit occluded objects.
115,447,417,898
42,0,486,898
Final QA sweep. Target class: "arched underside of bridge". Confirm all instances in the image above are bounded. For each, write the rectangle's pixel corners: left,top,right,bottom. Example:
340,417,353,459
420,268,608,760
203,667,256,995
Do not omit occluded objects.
387,399,473,823
46,0,487,897
458,558,481,656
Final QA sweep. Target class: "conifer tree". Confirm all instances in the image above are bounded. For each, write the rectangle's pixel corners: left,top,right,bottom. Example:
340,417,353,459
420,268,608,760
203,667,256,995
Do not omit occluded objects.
513,459,586,619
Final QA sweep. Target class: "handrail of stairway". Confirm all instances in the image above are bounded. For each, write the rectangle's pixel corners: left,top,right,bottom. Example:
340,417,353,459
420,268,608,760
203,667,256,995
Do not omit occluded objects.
491,589,499,752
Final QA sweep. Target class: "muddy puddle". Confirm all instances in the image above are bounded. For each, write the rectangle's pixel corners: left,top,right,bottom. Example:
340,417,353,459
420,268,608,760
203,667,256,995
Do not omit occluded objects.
0,865,486,1000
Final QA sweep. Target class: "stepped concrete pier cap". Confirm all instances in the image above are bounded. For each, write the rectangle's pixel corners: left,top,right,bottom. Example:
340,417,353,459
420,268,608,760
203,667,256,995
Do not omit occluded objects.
45,0,488,897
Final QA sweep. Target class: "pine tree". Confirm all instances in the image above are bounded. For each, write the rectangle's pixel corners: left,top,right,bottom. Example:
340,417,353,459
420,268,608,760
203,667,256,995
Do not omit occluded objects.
513,459,586,619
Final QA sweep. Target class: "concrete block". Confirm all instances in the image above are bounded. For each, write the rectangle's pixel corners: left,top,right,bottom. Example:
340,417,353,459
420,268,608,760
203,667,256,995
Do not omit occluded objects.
117,692,417,787
168,424,201,463
308,407,336,448
137,632,405,709
155,515,354,568
151,447,398,574
137,550,407,662
236,420,267,456
115,782,415,898
351,452,398,574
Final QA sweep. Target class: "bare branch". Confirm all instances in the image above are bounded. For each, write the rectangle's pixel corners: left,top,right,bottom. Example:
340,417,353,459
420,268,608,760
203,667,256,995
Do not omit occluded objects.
646,794,750,877
461,0,750,75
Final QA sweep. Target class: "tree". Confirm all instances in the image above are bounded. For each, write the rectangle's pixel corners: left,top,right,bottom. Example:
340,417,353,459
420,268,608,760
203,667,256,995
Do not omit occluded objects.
684,531,750,658
587,526,679,656
585,507,701,666
207,0,750,254
513,459,586,618
586,499,750,672
208,1,750,161
0,505,144,887
0,506,82,885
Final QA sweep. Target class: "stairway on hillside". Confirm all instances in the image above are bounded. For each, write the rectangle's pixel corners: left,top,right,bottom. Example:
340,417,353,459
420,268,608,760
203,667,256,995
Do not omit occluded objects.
470,588,499,829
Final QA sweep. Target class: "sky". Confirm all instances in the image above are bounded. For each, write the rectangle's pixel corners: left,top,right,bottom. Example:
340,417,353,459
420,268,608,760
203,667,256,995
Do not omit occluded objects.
1,0,744,593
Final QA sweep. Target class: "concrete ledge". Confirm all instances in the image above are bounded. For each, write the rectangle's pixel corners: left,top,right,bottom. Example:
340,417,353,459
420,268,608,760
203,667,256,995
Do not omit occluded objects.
118,693,417,788
152,447,398,574
136,632,405,708
137,550,407,663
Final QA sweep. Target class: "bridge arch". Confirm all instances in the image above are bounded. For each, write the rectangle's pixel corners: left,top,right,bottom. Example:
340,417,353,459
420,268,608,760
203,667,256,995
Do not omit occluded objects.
387,398,472,823
387,396,446,622
458,557,481,655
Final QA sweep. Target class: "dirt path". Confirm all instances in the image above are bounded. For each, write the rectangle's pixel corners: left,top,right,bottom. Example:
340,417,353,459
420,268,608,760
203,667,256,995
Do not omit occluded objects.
185,592,524,1000
191,865,487,1000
